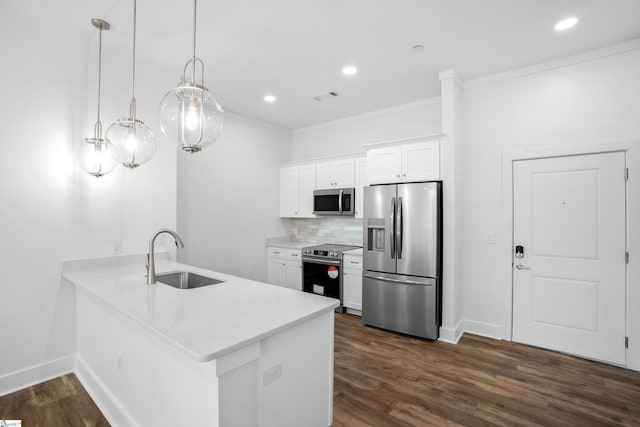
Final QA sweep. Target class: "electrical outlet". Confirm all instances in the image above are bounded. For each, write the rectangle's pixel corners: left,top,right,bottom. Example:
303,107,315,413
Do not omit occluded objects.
111,240,122,255
483,232,497,244
262,363,282,386
117,352,124,373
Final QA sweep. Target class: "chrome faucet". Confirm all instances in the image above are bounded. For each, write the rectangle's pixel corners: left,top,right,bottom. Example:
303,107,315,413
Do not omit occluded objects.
146,228,184,285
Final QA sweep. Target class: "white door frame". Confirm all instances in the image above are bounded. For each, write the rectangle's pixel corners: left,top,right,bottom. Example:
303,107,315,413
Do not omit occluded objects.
500,138,640,370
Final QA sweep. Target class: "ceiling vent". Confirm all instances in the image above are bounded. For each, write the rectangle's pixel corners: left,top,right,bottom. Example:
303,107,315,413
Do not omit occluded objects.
313,91,339,102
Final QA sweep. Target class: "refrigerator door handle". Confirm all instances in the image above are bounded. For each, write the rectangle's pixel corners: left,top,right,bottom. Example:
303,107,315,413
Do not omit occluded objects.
396,196,403,259
390,197,396,259
364,272,433,286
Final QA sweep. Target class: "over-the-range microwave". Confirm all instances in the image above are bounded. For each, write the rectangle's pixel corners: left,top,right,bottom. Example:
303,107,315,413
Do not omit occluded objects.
313,188,355,216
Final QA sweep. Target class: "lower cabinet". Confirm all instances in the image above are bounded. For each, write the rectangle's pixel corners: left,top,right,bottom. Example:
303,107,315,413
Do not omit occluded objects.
267,256,287,287
286,260,302,291
267,246,302,291
343,254,363,313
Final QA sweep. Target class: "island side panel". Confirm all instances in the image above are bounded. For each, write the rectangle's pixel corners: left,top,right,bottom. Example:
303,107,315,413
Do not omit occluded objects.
76,291,220,426
255,310,334,427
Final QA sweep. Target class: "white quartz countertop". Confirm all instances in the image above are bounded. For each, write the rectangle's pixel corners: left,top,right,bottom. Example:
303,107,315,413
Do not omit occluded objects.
63,260,338,362
266,240,314,250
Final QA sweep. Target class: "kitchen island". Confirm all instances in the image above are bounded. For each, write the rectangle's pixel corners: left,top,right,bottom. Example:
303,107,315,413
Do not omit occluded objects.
62,254,338,427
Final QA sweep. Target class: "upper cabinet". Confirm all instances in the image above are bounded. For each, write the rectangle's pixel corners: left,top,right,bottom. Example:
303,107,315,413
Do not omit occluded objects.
367,139,440,185
316,158,355,189
279,164,316,218
354,157,367,219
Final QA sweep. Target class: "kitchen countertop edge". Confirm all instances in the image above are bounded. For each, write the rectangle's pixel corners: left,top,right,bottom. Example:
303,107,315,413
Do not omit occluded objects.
63,260,339,363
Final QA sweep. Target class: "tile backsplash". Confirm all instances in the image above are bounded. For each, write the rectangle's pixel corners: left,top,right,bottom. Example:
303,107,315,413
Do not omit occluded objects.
290,217,363,245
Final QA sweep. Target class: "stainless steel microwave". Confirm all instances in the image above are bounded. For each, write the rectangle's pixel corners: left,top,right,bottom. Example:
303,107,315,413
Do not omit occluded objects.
313,188,355,215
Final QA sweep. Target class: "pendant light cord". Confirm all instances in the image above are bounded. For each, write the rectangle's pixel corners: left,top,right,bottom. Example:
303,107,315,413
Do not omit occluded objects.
129,0,138,119
95,25,103,138
192,0,197,83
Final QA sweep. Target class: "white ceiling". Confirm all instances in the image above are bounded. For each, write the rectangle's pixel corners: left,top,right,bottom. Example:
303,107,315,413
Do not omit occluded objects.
5,0,640,129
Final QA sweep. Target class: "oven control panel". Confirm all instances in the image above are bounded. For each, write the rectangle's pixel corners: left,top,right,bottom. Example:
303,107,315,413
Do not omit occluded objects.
303,249,339,257
302,244,360,260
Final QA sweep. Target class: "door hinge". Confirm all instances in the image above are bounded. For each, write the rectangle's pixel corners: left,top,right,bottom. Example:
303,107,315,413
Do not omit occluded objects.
626,336,629,349
626,252,630,264
624,168,629,181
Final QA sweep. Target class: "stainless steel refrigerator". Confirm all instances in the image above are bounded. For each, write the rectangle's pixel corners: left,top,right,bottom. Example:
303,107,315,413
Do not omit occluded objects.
362,181,442,339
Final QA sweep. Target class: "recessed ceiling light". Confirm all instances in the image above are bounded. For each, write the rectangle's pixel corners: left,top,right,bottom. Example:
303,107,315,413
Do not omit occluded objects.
554,17,578,31
342,66,358,76
264,95,276,103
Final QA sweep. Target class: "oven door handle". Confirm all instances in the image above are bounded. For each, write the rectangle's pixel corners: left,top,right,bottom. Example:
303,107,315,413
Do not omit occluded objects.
302,257,341,266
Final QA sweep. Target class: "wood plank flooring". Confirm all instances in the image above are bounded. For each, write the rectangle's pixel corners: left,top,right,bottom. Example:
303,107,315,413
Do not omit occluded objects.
0,374,109,427
2,315,640,426
333,313,640,426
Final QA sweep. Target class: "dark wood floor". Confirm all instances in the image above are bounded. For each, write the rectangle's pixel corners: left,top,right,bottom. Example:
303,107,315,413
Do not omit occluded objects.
333,314,640,426
2,315,640,426
0,374,109,427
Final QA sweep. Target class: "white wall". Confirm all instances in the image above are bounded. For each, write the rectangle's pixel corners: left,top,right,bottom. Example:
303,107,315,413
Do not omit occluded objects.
291,99,442,160
460,46,640,343
0,10,177,393
176,114,291,281
74,44,179,259
0,10,82,387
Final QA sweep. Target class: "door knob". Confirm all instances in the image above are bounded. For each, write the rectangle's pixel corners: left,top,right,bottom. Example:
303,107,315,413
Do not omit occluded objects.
515,264,530,270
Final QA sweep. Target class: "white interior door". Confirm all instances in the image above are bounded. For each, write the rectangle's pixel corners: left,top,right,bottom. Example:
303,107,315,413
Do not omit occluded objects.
513,152,626,365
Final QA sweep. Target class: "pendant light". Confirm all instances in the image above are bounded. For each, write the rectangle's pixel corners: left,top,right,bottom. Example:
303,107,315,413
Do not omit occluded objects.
106,0,156,168
158,0,223,153
76,19,118,178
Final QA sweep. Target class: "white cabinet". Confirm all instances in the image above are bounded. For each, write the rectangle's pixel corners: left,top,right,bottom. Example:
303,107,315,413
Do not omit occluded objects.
366,146,401,184
285,249,303,291
279,164,316,218
316,158,355,190
343,254,363,313
267,247,303,291
354,157,367,219
266,247,287,287
367,140,440,185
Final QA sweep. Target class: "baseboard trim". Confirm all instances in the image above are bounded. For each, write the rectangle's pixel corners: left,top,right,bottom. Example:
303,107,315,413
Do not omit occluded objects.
462,320,504,341
438,319,464,344
0,355,75,397
75,355,137,427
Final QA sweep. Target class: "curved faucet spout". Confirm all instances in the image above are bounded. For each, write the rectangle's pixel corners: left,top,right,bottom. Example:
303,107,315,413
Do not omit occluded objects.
147,228,184,285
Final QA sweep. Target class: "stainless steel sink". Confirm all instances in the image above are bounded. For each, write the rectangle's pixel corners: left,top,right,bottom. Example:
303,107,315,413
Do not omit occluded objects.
156,271,224,289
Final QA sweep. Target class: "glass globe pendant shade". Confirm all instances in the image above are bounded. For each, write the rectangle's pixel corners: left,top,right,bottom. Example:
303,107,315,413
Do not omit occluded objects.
76,138,118,177
159,82,223,153
106,118,156,169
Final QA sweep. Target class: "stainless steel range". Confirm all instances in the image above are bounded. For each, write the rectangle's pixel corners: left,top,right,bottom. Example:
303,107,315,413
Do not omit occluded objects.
302,244,361,313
